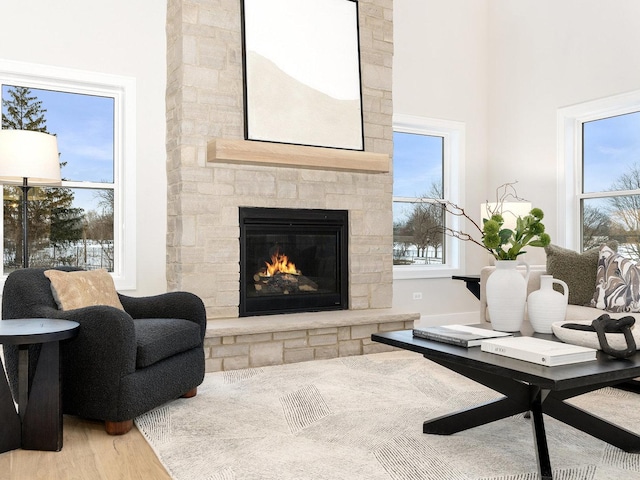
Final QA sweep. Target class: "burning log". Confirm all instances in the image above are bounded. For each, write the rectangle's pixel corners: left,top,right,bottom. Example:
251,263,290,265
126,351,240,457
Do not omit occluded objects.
254,272,318,294
253,248,318,294
253,252,318,295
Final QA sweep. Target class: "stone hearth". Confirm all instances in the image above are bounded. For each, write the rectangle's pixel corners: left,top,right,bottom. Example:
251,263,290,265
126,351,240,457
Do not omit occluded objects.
203,309,418,372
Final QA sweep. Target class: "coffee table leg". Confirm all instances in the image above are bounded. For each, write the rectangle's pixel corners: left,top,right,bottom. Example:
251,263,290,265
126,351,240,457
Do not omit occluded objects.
543,394,640,453
530,389,553,480
21,341,63,451
424,397,526,434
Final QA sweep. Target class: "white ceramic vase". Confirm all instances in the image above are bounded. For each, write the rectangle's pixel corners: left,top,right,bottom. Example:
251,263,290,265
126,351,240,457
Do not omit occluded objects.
486,260,530,332
527,275,569,334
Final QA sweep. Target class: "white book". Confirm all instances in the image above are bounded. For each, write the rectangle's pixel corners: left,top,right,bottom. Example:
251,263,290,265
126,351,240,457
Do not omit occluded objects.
480,336,597,367
412,324,513,347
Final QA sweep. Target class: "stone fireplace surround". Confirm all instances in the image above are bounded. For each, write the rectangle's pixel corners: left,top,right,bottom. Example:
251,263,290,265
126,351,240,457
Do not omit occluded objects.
166,0,418,371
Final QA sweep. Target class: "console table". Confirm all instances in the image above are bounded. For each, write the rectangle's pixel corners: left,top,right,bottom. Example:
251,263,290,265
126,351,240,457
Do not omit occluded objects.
0,319,79,452
372,328,640,480
452,274,481,300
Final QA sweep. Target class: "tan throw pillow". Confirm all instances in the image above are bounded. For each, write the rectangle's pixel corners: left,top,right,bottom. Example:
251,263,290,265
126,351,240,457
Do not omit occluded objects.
545,242,617,306
591,245,640,312
44,269,124,311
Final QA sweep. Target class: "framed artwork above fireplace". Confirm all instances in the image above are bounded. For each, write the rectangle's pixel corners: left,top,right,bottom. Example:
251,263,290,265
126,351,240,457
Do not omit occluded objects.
241,0,364,151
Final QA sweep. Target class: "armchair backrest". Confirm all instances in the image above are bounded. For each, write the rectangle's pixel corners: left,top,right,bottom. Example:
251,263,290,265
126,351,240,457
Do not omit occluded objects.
2,267,83,320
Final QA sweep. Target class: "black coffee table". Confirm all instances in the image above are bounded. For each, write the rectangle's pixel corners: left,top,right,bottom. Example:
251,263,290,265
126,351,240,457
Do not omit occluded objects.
372,327,640,480
0,319,79,452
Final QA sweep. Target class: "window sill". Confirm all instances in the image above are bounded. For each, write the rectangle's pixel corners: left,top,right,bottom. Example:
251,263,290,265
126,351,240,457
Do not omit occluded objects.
393,265,463,280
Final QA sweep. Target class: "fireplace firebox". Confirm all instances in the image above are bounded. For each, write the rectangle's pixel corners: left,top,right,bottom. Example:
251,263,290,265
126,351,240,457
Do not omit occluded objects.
239,207,348,316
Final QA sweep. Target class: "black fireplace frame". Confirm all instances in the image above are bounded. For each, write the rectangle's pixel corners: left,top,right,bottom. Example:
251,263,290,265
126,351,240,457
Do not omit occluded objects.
239,207,349,317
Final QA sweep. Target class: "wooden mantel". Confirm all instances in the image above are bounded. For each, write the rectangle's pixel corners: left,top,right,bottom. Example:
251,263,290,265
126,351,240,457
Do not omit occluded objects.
207,139,390,174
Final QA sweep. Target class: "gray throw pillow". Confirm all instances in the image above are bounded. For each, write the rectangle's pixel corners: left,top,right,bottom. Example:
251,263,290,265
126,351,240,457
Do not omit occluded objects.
545,242,617,306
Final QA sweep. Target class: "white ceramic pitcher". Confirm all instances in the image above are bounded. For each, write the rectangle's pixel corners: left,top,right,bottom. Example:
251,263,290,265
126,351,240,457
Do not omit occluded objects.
527,275,569,334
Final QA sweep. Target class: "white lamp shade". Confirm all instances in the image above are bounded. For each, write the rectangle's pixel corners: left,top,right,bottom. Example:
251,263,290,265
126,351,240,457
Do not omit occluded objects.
481,202,532,231
0,129,61,185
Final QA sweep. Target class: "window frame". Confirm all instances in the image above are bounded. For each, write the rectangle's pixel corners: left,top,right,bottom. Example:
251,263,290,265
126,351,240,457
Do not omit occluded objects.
392,114,465,279
0,59,136,290
558,89,640,250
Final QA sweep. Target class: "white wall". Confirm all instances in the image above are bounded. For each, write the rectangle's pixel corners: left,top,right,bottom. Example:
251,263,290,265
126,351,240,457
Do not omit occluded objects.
392,0,490,319
392,0,640,320
0,0,168,296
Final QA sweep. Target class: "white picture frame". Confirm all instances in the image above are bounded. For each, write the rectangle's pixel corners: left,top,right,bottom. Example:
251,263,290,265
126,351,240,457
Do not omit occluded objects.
241,0,364,151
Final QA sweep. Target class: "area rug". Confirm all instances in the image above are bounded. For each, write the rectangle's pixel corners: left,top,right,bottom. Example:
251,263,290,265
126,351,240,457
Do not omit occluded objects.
135,351,640,480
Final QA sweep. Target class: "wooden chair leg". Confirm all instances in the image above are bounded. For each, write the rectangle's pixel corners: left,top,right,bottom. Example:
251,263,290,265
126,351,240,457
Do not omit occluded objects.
105,419,133,435
181,387,197,398
103,389,196,435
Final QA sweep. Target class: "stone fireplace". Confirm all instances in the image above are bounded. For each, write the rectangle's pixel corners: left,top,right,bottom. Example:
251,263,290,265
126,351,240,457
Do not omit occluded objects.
165,0,418,371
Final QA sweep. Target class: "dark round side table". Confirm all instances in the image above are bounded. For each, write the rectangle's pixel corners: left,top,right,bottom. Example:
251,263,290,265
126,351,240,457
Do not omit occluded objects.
0,318,79,453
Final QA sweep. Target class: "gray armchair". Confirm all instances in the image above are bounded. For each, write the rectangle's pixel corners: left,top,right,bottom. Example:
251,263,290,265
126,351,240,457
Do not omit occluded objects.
1,267,206,435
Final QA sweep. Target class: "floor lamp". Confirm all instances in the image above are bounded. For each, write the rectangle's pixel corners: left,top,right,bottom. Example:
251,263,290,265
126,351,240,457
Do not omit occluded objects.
0,130,61,268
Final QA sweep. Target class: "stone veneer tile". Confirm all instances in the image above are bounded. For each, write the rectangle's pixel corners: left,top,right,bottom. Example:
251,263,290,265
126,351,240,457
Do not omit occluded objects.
308,334,338,347
339,340,362,357
337,326,351,341
212,344,249,358
284,338,308,349
235,333,273,344
273,330,306,340
249,342,284,367
222,356,249,371
314,346,339,360
205,358,223,372
284,349,315,364
379,321,407,332
309,327,338,335
351,324,380,339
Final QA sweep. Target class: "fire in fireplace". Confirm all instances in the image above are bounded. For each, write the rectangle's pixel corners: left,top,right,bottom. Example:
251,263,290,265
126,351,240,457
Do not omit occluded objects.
239,207,348,316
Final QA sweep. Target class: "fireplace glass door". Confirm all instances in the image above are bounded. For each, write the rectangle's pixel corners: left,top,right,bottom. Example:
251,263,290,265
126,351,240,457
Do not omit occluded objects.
239,207,348,316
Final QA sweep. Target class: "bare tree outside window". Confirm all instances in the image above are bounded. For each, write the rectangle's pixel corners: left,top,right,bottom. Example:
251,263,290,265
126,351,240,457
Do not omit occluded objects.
581,111,640,260
393,130,445,265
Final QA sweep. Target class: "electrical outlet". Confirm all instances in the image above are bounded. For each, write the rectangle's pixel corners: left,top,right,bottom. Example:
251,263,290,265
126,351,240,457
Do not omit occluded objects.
412,292,423,300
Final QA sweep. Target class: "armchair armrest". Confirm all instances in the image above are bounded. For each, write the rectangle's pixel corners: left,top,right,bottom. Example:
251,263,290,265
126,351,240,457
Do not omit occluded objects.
118,291,207,339
51,305,137,373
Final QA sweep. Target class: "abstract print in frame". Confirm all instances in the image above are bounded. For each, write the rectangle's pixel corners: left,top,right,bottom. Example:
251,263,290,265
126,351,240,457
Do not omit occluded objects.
241,0,364,151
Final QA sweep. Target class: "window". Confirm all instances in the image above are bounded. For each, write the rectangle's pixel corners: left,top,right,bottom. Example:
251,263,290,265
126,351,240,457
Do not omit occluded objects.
392,115,465,279
559,90,640,260
0,60,136,289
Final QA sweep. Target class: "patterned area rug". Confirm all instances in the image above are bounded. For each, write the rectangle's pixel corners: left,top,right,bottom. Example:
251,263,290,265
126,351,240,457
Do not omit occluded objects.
135,351,640,480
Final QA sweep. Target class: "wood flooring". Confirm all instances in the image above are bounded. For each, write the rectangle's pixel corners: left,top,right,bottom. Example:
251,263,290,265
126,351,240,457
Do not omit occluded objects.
0,415,171,480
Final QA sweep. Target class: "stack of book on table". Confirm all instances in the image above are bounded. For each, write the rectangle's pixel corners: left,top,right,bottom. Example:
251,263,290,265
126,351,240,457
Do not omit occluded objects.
413,325,598,367
480,336,597,367
412,324,513,347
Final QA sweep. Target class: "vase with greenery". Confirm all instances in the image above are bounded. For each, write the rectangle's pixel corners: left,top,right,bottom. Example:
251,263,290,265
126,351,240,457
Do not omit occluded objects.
440,182,552,331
